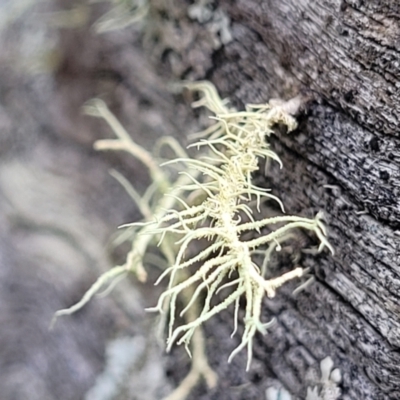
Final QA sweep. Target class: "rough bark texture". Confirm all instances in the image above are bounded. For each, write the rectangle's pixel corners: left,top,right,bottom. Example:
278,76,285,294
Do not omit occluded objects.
140,1,399,398
1,0,399,399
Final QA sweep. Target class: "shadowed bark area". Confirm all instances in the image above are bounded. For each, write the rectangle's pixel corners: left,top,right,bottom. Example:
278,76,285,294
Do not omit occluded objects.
1,1,399,399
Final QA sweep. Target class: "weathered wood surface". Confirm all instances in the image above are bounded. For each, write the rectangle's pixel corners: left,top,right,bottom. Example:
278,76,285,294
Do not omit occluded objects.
127,0,400,399
2,0,400,399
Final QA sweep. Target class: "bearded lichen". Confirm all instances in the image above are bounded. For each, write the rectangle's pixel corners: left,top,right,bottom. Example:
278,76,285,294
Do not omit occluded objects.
53,81,333,400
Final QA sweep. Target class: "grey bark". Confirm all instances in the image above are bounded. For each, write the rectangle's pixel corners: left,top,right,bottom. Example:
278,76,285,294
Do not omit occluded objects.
1,1,399,400
133,1,400,398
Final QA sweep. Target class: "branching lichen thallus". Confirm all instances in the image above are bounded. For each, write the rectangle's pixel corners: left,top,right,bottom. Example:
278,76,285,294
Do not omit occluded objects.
125,83,334,370
51,81,333,374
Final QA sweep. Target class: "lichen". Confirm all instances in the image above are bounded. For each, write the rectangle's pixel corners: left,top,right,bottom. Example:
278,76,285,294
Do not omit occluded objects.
53,81,333,399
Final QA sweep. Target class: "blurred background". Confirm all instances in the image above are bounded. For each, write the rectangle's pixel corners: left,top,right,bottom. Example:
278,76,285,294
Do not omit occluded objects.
0,1,177,398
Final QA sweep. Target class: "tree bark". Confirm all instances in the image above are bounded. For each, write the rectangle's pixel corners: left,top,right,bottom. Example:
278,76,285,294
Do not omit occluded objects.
112,1,399,398
1,1,399,399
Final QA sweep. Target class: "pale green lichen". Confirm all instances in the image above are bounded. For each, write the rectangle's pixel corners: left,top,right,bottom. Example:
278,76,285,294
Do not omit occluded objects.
265,356,341,400
306,357,342,400
139,82,333,369
53,81,333,398
91,0,149,33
